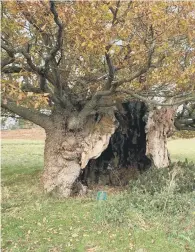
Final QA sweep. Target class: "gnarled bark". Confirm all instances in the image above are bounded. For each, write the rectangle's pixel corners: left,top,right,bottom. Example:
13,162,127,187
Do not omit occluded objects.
42,112,118,197
145,107,175,168
81,114,118,168
42,130,82,197
42,103,175,197
81,103,175,187
81,102,151,187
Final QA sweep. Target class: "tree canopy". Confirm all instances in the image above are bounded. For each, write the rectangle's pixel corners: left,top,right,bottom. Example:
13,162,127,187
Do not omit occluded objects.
1,0,195,130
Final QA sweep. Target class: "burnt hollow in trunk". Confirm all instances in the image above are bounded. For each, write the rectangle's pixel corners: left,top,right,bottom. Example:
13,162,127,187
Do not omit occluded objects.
80,101,151,187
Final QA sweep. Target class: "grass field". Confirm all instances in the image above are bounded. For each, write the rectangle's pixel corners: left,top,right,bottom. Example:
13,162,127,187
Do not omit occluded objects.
1,138,195,252
167,138,195,163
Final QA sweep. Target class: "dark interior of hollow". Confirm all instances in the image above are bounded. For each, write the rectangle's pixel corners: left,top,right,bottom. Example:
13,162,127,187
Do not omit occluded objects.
80,101,151,187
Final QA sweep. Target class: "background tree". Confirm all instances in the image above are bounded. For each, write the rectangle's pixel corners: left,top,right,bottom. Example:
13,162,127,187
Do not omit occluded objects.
1,1,195,197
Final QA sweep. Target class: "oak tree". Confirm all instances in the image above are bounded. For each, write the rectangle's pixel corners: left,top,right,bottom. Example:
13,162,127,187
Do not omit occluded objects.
1,1,195,197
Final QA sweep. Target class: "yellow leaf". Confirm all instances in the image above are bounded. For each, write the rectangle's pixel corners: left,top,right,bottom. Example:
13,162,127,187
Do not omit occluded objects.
81,42,86,47
80,16,85,24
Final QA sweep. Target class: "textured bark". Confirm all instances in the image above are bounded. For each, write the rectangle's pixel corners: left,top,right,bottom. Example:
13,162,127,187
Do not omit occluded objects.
81,103,175,187
81,102,151,187
145,107,175,168
42,112,118,197
1,100,51,129
42,103,174,197
81,115,118,168
42,129,82,197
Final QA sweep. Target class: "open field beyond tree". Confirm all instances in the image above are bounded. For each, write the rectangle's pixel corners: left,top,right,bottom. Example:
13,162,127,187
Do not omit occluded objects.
1,1,195,251
1,135,195,252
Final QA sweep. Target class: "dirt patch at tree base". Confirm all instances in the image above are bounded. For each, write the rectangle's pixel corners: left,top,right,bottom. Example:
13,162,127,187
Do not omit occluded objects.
1,128,46,140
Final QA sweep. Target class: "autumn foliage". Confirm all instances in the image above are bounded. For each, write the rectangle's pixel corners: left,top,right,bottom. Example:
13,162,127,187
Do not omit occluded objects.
1,1,195,113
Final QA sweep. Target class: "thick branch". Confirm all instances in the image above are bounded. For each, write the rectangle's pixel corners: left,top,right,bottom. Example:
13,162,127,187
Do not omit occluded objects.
113,66,150,88
45,1,63,66
1,41,15,57
1,41,15,68
2,65,23,73
21,85,44,94
1,100,52,129
1,57,15,69
175,103,195,130
38,1,65,99
21,76,62,105
174,120,195,131
2,41,61,104
104,52,115,90
119,90,195,107
21,49,42,74
2,2,72,110
76,35,157,125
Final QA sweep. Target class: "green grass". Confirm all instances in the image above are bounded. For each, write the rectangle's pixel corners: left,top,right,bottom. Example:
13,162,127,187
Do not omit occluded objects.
168,138,195,163
1,139,195,252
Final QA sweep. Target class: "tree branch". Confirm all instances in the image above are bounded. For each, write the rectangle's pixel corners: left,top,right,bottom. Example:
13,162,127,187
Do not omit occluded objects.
109,0,120,25
39,1,65,99
21,49,42,74
2,65,24,73
104,51,115,90
174,119,195,131
2,2,73,110
1,41,15,68
112,40,156,88
118,90,195,107
113,66,150,88
2,38,62,103
174,102,195,130
45,1,63,66
21,85,44,94
1,41,15,57
1,57,15,69
1,100,52,129
18,2,50,44
75,29,157,125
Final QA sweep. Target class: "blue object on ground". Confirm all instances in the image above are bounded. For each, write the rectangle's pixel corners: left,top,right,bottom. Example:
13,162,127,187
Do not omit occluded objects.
97,191,107,201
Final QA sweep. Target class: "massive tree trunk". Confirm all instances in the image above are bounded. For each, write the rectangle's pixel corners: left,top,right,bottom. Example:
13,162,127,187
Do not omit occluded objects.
42,102,175,197
42,111,118,197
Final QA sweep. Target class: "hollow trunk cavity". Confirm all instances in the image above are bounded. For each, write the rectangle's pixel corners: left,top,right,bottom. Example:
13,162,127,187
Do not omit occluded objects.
42,102,175,197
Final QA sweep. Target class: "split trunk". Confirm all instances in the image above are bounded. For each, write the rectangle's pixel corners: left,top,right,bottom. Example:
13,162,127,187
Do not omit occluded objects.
42,102,175,197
